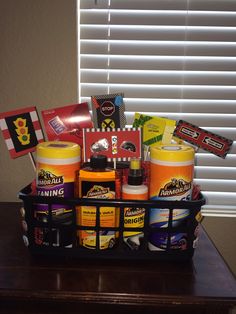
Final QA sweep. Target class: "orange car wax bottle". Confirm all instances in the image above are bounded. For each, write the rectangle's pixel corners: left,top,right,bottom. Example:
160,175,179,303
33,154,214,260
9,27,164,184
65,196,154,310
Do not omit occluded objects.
122,158,148,250
76,154,117,250
149,144,195,251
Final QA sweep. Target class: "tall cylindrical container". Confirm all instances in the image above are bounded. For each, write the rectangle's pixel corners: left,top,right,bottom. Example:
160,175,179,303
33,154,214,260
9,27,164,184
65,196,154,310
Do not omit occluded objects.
35,141,81,246
149,144,195,251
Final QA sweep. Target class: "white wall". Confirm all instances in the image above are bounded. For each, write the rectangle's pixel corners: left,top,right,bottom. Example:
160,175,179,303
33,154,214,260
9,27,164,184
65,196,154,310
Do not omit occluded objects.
0,0,78,200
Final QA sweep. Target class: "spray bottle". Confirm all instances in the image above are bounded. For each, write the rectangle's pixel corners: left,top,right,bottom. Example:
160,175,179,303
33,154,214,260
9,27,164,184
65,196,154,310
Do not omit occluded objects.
122,157,148,250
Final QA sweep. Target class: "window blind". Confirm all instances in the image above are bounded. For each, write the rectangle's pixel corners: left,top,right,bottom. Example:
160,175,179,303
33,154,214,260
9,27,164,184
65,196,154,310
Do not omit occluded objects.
78,0,236,217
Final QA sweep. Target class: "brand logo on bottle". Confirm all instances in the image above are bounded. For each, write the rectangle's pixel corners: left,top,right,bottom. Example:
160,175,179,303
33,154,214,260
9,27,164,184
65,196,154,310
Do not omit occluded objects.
86,185,113,198
37,169,64,187
100,101,115,117
125,208,145,217
159,178,191,197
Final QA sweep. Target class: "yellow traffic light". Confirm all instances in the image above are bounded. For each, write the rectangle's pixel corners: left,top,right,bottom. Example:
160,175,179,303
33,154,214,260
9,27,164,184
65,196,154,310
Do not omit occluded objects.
13,117,30,145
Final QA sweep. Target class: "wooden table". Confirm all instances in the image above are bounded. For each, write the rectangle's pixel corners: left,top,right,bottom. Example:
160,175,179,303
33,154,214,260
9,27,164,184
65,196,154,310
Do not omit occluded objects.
0,202,235,314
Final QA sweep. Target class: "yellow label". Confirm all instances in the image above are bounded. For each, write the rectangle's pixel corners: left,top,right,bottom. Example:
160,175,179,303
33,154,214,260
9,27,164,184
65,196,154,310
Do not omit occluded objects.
78,206,117,249
79,206,116,227
123,207,145,237
195,211,203,223
122,191,147,238
133,113,176,146
76,174,117,249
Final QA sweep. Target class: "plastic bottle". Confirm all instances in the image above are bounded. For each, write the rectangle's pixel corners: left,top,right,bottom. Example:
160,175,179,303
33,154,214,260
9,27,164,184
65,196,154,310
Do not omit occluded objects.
75,154,118,250
122,158,148,250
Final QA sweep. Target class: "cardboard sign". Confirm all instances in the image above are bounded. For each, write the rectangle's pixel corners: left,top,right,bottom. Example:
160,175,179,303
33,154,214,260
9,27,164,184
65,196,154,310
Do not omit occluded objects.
0,106,44,158
133,113,176,146
91,93,126,129
83,128,142,162
42,103,93,147
174,120,233,158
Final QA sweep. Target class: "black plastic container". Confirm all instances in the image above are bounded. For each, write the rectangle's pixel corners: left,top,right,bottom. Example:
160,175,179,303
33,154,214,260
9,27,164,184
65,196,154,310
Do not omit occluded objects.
19,183,205,261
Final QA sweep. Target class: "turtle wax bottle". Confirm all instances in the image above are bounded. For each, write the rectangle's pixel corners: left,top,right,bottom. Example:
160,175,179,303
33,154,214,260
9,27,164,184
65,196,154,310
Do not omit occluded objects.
35,141,81,247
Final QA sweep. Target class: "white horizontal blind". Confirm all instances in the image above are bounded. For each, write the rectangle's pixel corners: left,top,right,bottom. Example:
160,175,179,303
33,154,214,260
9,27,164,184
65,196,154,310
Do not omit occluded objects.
78,0,236,217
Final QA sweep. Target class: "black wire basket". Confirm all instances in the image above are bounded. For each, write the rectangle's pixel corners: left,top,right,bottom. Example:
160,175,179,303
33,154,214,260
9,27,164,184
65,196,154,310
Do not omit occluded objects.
19,183,205,261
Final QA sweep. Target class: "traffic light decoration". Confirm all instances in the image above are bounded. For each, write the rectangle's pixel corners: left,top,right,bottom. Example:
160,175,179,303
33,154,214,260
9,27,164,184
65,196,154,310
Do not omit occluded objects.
0,106,44,158
13,117,30,145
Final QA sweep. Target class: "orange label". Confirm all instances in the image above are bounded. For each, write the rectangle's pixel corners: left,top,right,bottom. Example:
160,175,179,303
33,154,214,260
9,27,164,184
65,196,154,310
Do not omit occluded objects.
122,192,148,200
150,163,194,200
37,162,80,183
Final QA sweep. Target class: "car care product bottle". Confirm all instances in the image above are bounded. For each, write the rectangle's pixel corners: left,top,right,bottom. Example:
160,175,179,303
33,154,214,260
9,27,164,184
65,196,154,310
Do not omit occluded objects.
149,144,195,251
35,141,81,247
122,157,148,250
75,154,118,250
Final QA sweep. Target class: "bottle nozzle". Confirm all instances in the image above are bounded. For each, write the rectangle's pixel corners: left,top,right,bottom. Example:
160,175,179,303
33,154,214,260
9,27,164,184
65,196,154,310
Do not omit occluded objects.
128,158,143,185
130,157,141,170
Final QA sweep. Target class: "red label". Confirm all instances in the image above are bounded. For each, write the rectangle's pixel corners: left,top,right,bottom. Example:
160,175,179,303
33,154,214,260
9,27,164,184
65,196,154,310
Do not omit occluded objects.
174,120,233,158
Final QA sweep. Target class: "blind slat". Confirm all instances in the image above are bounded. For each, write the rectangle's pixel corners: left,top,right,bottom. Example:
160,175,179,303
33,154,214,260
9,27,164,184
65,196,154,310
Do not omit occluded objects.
81,40,236,56
81,96,236,114
81,55,236,71
195,154,236,167
194,179,236,192
195,167,236,180
81,25,236,42
202,192,236,206
81,69,236,86
81,83,236,102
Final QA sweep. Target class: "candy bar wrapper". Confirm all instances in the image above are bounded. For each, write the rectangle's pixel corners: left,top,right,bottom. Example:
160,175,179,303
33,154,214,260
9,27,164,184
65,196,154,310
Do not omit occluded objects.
91,93,126,129
41,102,93,147
133,113,176,146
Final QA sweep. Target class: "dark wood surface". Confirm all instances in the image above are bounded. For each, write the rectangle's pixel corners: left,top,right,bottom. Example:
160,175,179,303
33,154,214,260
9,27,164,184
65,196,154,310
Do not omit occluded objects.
0,202,235,314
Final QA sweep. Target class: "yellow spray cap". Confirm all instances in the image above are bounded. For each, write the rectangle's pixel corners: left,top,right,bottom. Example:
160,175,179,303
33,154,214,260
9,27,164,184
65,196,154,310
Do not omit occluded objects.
128,158,143,185
130,157,141,170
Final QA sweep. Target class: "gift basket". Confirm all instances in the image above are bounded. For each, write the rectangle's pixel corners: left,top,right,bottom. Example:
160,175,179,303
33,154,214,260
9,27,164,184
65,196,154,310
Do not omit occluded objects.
0,95,232,261
19,182,205,261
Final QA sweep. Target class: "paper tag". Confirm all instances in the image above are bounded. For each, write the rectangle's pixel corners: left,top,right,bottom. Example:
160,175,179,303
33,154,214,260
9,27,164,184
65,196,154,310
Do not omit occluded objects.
133,113,175,146
83,128,142,162
174,120,233,158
